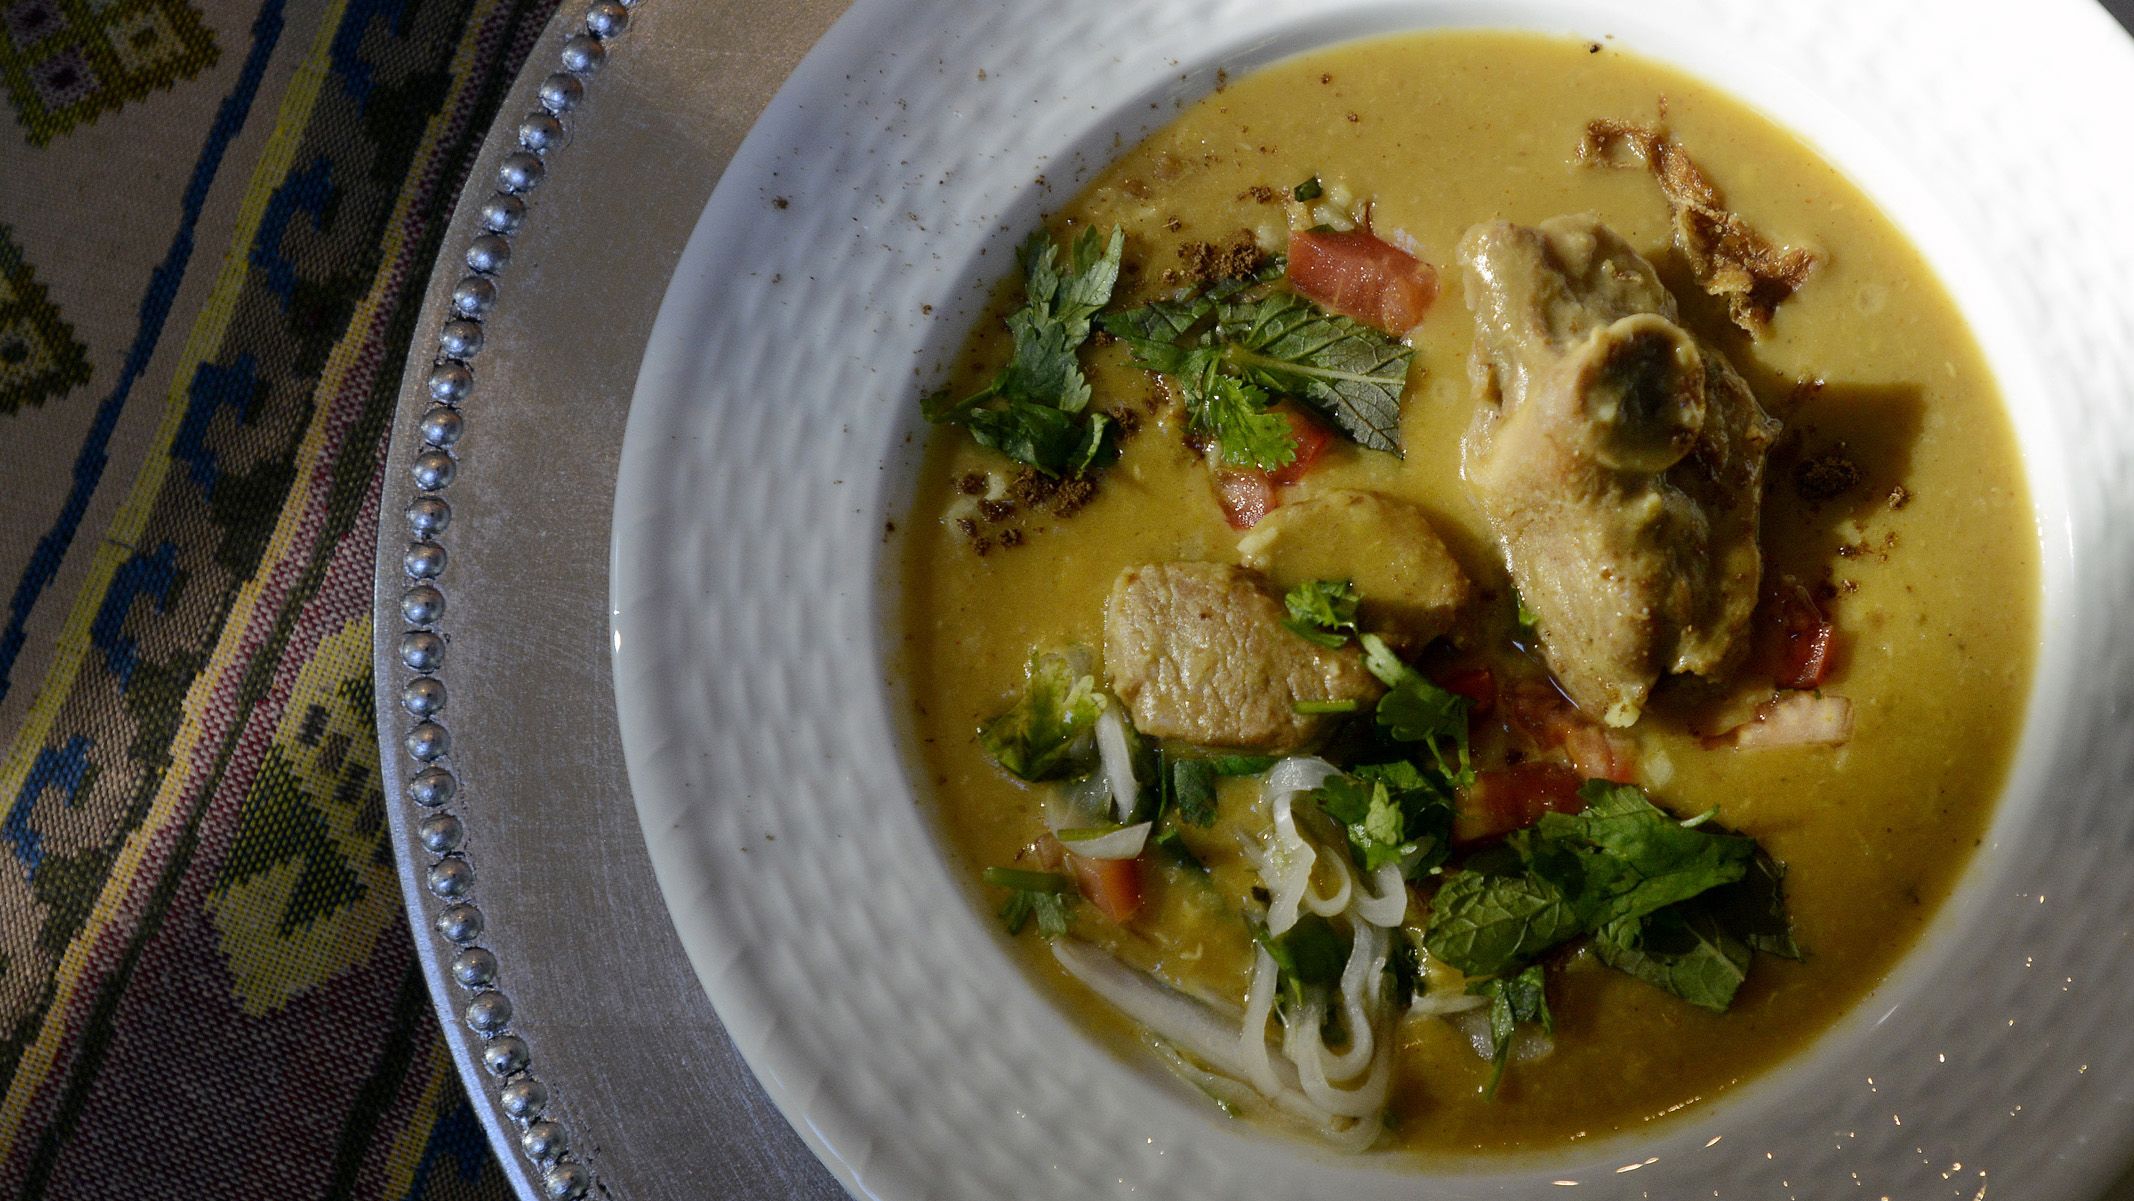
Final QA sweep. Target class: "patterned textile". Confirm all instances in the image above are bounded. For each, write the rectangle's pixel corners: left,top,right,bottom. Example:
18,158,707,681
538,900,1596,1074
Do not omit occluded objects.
0,0,554,1191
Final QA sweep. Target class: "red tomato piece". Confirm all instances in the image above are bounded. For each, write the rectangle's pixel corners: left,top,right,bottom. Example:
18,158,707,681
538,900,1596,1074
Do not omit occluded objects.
1771,583,1837,690
1065,852,1144,924
1213,468,1276,529
1288,228,1439,336
1432,666,1497,715
1267,405,1333,487
1500,678,1637,782
1454,762,1586,845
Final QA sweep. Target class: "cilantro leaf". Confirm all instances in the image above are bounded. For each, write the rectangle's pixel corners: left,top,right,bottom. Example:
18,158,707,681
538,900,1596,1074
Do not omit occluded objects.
1358,633,1473,785
984,867,1073,938
1592,907,1750,1012
1312,761,1454,879
1469,964,1551,1099
927,226,1124,476
977,650,1104,780
1423,868,1582,977
1282,578,1360,647
1174,348,1298,471
1215,291,1410,454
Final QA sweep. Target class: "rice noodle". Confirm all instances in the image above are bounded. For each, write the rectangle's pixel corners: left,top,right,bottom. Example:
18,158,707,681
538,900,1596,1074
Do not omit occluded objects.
1283,997,1393,1118
1238,945,1285,1096
1351,862,1409,928
1263,792,1318,936
1317,922,1386,1079
1052,939,1247,1076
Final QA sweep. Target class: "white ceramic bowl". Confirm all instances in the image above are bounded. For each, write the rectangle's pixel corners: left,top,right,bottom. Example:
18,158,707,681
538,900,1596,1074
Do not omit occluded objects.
611,1,2134,1197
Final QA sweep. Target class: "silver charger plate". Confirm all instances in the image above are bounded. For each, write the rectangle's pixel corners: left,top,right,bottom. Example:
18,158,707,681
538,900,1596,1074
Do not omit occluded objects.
373,0,2134,1198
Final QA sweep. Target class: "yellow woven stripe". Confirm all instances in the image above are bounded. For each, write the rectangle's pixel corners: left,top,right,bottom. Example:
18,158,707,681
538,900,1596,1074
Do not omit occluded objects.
377,1037,455,1198
0,0,505,1152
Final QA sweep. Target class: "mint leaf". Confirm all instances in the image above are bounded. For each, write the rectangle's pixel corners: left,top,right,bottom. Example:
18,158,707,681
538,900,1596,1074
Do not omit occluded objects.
1705,847,1801,960
977,650,1104,780
1593,906,1750,1012
1169,757,1220,828
1215,291,1410,454
1423,868,1582,977
1527,782,1755,929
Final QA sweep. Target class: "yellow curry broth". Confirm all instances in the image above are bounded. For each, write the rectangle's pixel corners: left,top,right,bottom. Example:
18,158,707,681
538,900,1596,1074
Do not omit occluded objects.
900,31,2035,1155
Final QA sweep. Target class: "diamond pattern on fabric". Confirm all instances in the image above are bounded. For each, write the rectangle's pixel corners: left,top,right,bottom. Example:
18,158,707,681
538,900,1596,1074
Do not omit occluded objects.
0,224,91,414
0,0,216,144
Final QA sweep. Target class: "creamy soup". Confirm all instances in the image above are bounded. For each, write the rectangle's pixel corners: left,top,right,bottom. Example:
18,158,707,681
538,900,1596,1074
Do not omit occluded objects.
898,30,2035,1157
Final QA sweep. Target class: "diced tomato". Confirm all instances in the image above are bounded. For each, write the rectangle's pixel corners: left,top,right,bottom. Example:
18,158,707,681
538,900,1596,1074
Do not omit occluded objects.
1454,762,1586,844
1500,678,1638,783
1769,582,1837,690
1064,852,1144,924
1267,405,1333,487
1288,227,1439,336
1213,468,1276,529
1432,666,1496,715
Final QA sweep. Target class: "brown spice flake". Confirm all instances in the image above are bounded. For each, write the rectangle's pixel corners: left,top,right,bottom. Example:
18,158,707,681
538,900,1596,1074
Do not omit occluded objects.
999,528,1025,549
1794,449,1863,502
956,472,987,496
978,498,1015,523
1238,184,1279,204
1007,468,1058,508
1887,484,1913,510
771,196,790,210
1176,229,1267,285
1050,476,1097,517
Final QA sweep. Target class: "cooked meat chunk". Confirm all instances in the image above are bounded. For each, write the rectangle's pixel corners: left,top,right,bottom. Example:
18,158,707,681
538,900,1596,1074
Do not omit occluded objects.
1459,215,1779,726
1236,489,1470,640
1104,562,1381,751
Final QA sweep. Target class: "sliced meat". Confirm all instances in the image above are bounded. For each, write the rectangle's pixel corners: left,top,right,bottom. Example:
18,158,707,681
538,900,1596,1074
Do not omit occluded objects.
1235,489,1470,640
1459,215,1779,727
1104,562,1381,751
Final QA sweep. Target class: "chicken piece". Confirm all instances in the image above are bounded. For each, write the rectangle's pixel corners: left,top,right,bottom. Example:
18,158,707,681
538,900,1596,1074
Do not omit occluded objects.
1235,489,1470,640
1104,562,1381,751
1459,215,1779,726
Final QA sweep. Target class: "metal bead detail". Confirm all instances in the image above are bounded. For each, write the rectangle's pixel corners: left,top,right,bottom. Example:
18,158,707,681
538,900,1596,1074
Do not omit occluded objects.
497,151,545,195
403,675,447,716
521,1120,568,1163
452,946,500,989
408,765,458,808
518,112,563,152
411,450,457,491
543,1163,590,1200
466,990,514,1035
406,496,451,537
483,1034,530,1076
538,72,583,113
420,405,464,448
435,902,483,943
427,360,472,403
417,812,464,853
428,856,474,898
466,234,512,274
451,275,496,318
399,629,445,671
559,34,604,73
499,1077,549,1120
401,583,445,626
440,318,486,357
585,1,627,38
478,194,525,235
404,540,447,579
406,721,451,761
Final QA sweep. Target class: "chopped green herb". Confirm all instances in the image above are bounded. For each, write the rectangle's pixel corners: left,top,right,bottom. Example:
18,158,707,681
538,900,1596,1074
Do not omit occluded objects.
1293,175,1324,201
1153,825,1208,874
984,867,1073,937
926,226,1125,476
1311,761,1454,879
1359,633,1473,785
977,650,1104,781
1205,754,1277,776
1103,276,1411,459
1592,907,1749,1012
1423,868,1583,978
1167,756,1220,827
1513,593,1540,632
1294,698,1360,715
1469,965,1552,1099
1282,578,1361,647
1253,914,1352,1013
